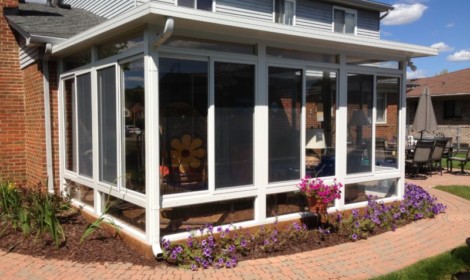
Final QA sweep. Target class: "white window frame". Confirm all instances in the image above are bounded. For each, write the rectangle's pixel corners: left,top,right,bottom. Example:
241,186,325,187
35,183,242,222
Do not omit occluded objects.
332,6,357,35
273,0,296,26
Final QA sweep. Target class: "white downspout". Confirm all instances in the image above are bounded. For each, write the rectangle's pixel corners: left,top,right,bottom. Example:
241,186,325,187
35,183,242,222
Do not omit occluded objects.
43,43,54,193
150,17,174,260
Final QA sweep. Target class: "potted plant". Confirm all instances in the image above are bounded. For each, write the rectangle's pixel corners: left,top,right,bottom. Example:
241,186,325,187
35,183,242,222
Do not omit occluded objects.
298,177,342,214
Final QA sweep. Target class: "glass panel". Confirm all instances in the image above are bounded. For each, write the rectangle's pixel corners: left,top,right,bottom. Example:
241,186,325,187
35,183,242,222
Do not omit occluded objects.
375,77,399,170
267,47,337,63
274,0,284,23
197,0,212,11
159,58,208,195
160,197,254,235
98,35,143,60
76,73,93,178
344,178,398,204
215,62,255,188
345,12,355,34
266,192,307,217
346,56,400,69
164,36,256,55
305,70,336,177
268,67,302,182
64,79,77,172
123,59,145,193
104,194,145,232
334,9,345,33
284,0,295,25
178,0,194,8
98,66,117,184
63,50,91,71
67,180,94,207
347,74,373,175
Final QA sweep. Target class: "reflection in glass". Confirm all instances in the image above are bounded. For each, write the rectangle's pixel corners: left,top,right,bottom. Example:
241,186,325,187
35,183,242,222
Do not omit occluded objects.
345,178,398,204
64,79,76,173
266,192,307,217
98,66,117,184
375,77,400,170
98,35,143,60
76,73,93,178
104,194,145,232
64,50,91,71
123,59,145,193
305,70,336,177
347,74,373,174
268,67,302,182
66,180,94,207
160,197,254,235
159,58,208,195
215,62,255,188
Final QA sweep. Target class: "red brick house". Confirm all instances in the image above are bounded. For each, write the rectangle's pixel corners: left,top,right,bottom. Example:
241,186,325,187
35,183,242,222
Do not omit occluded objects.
407,68,470,145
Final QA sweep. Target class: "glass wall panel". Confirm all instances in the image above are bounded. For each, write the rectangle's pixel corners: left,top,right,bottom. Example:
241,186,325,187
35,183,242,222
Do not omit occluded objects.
122,59,145,193
66,180,94,207
268,67,302,182
344,178,398,204
266,192,306,217
104,194,145,232
214,62,255,188
64,79,77,173
347,74,373,175
305,70,337,177
164,36,255,55
267,47,337,63
159,58,208,195
375,77,400,170
64,50,91,71
160,197,254,235
98,35,143,60
76,73,93,178
98,66,117,184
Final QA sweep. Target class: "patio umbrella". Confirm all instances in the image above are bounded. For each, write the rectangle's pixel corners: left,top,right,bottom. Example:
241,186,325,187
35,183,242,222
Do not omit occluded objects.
412,86,437,139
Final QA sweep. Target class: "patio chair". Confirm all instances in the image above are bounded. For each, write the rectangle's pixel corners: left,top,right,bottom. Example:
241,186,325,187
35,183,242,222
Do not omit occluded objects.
405,139,434,178
430,138,448,175
448,144,470,174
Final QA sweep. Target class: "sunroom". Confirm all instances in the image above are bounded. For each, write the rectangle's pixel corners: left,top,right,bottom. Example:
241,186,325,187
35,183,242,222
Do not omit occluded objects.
54,3,436,256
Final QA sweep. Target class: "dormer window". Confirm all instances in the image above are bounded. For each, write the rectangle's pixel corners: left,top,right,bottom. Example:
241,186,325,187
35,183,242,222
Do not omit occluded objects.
178,0,212,11
333,7,357,35
274,0,295,25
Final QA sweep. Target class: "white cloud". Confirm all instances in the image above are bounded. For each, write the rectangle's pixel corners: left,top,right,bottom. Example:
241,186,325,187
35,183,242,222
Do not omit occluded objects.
446,22,455,28
447,50,470,62
382,4,428,26
430,42,454,53
407,69,427,79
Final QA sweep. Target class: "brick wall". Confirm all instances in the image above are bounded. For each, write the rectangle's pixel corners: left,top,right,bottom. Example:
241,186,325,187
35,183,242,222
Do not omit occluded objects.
0,0,27,185
24,61,47,188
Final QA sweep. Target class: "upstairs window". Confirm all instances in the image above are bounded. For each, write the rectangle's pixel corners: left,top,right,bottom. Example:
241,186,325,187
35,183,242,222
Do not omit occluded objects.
333,7,356,34
274,0,295,25
178,0,212,11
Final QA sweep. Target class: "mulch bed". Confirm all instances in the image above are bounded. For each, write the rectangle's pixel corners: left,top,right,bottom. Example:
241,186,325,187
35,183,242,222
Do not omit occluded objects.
0,212,388,268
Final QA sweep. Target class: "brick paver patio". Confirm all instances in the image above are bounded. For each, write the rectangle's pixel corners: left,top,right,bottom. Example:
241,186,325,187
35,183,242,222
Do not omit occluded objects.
1,172,469,279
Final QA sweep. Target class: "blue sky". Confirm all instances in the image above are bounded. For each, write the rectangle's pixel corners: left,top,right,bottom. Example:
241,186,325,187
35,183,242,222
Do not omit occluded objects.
379,0,470,78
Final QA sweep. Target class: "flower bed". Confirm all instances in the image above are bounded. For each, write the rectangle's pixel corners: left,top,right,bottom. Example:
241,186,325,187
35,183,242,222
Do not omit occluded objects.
162,183,446,270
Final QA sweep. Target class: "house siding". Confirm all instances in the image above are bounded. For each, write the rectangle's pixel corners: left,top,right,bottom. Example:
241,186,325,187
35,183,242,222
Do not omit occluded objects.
296,0,331,32
215,0,273,22
64,0,136,19
357,9,380,39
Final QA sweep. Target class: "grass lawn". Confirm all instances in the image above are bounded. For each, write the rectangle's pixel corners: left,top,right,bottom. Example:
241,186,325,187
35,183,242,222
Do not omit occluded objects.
372,185,470,280
442,153,470,171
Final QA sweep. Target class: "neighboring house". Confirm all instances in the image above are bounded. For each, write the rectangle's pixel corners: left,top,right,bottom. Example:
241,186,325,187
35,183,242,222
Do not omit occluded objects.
1,0,436,256
407,68,470,145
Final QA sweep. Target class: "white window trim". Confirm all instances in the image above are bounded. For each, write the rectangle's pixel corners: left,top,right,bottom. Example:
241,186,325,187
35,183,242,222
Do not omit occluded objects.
176,0,214,11
332,6,357,35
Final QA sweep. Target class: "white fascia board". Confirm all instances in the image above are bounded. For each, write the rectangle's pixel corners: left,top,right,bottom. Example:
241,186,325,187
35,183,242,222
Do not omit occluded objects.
52,2,437,58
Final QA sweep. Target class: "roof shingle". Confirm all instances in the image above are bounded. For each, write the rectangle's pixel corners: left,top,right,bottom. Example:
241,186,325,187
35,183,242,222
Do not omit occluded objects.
407,68,470,98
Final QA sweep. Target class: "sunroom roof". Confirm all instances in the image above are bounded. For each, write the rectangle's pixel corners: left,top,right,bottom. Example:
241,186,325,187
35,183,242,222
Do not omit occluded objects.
52,2,436,59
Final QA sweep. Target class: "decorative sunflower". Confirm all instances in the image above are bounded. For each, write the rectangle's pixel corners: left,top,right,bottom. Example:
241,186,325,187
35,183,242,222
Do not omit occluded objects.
170,134,206,173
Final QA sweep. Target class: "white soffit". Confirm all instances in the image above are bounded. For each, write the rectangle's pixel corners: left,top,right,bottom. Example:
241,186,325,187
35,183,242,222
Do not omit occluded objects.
52,2,437,58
